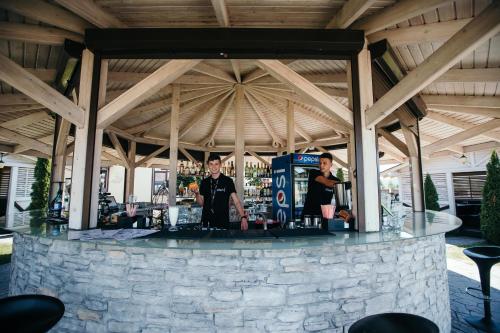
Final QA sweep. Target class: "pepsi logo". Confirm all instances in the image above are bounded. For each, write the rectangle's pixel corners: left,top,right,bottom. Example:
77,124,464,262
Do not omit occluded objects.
277,191,285,204
298,155,303,161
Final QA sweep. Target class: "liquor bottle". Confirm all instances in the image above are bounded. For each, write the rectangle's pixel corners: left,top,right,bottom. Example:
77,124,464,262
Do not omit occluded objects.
252,163,257,177
190,161,195,175
50,188,63,218
230,161,235,177
245,162,249,177
179,161,184,175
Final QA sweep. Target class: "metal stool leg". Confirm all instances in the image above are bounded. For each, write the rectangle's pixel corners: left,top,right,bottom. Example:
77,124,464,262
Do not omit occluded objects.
465,261,500,333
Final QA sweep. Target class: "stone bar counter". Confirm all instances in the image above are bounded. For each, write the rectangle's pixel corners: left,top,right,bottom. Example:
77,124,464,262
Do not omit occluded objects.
4,210,460,333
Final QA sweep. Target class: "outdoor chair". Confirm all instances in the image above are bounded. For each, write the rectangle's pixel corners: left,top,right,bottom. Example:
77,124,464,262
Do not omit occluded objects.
348,313,439,333
0,294,65,333
463,245,500,333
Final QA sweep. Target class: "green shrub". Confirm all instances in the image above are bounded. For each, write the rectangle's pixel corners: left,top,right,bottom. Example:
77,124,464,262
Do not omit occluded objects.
480,151,500,244
335,168,345,182
424,173,439,211
28,158,51,211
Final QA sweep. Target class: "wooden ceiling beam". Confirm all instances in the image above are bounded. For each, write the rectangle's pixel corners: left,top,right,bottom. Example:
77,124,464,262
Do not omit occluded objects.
230,60,242,83
365,2,500,128
102,151,125,167
179,90,233,139
250,87,347,134
108,132,130,168
426,111,500,142
242,60,298,84
135,145,169,167
0,93,35,106
250,73,347,85
0,128,52,155
54,0,126,28
210,0,230,27
0,111,50,130
0,104,45,113
378,128,410,157
192,62,235,83
97,60,201,129
368,18,471,46
245,90,284,147
423,95,500,109
422,119,500,155
463,141,500,153
426,105,500,118
419,133,463,155
246,150,270,167
351,0,454,35
107,71,231,85
0,54,85,126
436,68,500,83
326,0,377,29
201,93,235,146
0,0,92,35
256,59,353,128
0,22,82,45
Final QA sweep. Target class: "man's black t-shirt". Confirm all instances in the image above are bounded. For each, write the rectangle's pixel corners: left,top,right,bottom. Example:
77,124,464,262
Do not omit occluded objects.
199,173,236,229
302,169,339,217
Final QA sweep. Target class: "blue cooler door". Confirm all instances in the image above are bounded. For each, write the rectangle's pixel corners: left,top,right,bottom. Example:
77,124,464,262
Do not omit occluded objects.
272,155,292,224
290,154,320,221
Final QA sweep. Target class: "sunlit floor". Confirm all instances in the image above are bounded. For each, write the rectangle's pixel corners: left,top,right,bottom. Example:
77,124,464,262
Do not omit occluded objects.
0,236,498,332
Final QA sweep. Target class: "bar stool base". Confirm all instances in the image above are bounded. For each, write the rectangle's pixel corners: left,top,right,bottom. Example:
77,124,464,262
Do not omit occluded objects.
465,315,500,333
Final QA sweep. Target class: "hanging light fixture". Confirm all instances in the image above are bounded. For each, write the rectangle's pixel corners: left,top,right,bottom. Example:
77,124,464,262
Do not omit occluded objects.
459,154,468,165
0,153,5,169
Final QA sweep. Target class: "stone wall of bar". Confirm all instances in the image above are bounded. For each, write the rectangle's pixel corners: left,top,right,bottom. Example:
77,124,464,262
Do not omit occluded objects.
10,233,450,333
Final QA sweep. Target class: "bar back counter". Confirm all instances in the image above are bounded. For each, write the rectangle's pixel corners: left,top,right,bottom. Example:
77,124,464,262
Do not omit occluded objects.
5,210,460,333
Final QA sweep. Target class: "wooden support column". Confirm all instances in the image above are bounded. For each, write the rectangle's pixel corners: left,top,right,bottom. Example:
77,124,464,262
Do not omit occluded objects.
234,84,245,202
401,124,424,212
89,59,108,227
168,84,180,206
125,140,136,200
287,100,295,154
69,49,101,230
50,116,71,199
350,44,380,232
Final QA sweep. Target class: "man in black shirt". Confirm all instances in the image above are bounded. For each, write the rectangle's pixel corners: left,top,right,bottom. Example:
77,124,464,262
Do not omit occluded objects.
302,153,340,226
194,154,248,230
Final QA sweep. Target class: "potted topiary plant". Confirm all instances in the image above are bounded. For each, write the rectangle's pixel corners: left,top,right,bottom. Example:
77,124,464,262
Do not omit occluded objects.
480,151,500,244
424,173,439,211
28,158,51,211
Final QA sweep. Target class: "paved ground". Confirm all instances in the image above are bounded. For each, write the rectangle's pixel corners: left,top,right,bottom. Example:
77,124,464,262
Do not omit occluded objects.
0,236,498,332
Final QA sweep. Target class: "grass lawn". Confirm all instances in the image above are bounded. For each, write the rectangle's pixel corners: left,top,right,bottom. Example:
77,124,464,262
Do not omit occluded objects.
0,240,12,265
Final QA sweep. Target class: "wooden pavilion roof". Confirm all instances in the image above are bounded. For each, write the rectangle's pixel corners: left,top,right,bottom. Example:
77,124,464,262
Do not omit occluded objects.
0,0,498,166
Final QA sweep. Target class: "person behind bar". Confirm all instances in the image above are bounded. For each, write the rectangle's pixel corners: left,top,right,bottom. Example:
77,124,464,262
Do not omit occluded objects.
302,152,340,228
194,153,248,230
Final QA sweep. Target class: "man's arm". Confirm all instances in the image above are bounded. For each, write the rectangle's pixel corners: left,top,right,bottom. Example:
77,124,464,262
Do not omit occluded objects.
194,192,204,206
314,175,340,188
230,192,248,231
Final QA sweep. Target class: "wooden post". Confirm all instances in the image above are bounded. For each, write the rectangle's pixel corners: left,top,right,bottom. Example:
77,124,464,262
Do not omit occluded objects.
125,140,136,201
401,124,424,212
89,59,108,227
287,100,295,154
168,84,180,206
69,49,101,230
349,43,380,232
50,116,71,199
234,84,245,202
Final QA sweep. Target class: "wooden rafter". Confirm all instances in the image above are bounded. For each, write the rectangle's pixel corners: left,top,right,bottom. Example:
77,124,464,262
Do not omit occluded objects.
0,111,50,129
426,106,500,119
55,0,126,28
210,0,230,27
230,60,242,83
351,0,454,35
368,18,471,46
0,0,92,35
365,2,500,127
425,111,500,142
423,95,500,109
436,68,500,83
247,89,313,143
201,93,235,146
97,59,201,129
378,128,410,157
108,132,130,168
249,73,347,86
179,90,233,139
242,60,299,84
463,141,500,153
245,90,284,147
326,0,377,29
179,147,196,163
0,54,84,127
255,60,353,128
0,22,83,45
419,133,463,155
135,145,169,167
422,119,500,155
0,128,52,155
192,63,235,83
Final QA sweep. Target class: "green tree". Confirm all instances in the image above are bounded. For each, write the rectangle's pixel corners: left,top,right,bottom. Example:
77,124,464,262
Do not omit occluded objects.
424,173,439,211
28,158,51,211
335,168,345,182
480,151,500,244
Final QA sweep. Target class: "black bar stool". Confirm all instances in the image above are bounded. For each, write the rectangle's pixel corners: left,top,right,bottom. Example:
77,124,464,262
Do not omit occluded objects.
0,294,65,333
348,313,439,333
463,246,500,333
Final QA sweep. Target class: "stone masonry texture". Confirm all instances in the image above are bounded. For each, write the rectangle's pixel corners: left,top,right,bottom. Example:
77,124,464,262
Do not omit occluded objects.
10,233,451,332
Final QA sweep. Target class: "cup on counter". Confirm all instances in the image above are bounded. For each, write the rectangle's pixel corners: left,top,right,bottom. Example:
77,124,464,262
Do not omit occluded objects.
313,216,322,228
288,220,296,229
321,204,334,219
303,215,312,228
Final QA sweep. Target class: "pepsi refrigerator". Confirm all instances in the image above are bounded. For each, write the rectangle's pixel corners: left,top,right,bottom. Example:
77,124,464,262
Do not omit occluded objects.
272,153,321,224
